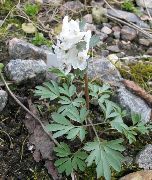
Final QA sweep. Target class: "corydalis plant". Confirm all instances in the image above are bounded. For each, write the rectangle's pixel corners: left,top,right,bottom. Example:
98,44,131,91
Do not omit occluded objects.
35,16,152,180
53,16,99,74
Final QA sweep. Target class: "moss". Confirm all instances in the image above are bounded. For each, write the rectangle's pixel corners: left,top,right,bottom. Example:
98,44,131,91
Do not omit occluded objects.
118,62,152,94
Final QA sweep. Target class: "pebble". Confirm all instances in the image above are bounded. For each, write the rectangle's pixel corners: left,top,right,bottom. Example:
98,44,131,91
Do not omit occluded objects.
121,26,137,41
101,26,112,34
0,90,8,112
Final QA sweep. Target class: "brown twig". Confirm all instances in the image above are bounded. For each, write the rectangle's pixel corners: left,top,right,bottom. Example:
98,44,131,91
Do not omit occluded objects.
84,73,90,109
0,72,59,146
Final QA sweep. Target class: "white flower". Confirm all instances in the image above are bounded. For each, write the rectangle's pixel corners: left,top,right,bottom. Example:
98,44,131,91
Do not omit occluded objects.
52,16,92,74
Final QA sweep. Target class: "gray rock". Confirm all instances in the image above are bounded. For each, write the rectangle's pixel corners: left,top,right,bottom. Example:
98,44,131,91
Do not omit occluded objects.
83,14,93,24
101,26,112,34
136,0,152,8
84,23,96,32
121,26,137,41
147,47,152,55
60,1,84,12
116,86,151,123
136,144,152,170
114,31,120,39
0,90,8,112
107,45,120,53
9,38,52,61
5,59,47,83
139,38,152,46
99,32,108,41
107,8,150,28
88,57,122,84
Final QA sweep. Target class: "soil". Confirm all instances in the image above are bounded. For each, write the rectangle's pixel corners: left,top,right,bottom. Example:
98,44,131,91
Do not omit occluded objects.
0,100,51,180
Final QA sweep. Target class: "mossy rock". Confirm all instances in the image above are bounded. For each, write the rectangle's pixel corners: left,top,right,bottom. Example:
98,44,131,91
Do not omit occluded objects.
118,62,152,93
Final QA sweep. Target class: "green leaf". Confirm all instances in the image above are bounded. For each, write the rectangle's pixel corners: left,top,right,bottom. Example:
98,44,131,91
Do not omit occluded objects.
79,19,86,31
131,112,141,125
89,35,100,48
35,81,60,100
52,113,72,125
69,85,76,97
76,41,87,51
55,144,87,176
84,140,124,180
0,63,4,72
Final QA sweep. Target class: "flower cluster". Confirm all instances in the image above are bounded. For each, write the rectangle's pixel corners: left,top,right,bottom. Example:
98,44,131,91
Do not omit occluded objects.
53,16,91,74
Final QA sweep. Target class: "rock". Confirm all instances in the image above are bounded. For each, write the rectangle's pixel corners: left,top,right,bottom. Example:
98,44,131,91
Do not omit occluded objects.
92,7,108,24
139,38,152,46
136,0,152,8
88,57,122,84
99,32,108,41
0,90,8,112
101,26,112,34
83,14,93,24
60,1,84,12
84,23,96,32
9,38,52,62
5,59,47,84
112,26,121,39
103,23,112,29
120,170,152,180
147,47,152,55
121,26,137,41
114,31,121,39
107,45,120,53
116,86,151,123
101,50,109,57
107,8,150,28
136,144,152,170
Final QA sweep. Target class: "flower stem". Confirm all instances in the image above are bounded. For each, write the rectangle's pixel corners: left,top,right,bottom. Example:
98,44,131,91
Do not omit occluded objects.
84,73,90,109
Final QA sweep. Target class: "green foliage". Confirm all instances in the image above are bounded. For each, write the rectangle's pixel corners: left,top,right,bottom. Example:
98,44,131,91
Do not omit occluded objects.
35,81,60,100
24,3,40,17
84,139,125,180
54,143,87,175
89,35,100,48
34,69,152,179
121,0,138,13
0,63,4,72
32,33,52,46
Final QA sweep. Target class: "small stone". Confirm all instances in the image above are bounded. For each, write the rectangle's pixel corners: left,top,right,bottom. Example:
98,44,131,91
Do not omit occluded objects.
5,59,47,84
120,170,152,180
0,90,8,112
121,26,137,41
88,57,122,84
114,32,120,39
116,86,151,123
108,54,119,63
112,26,121,32
107,45,120,53
136,144,152,170
83,14,93,24
101,50,109,57
147,47,152,55
139,38,152,46
102,23,112,29
84,23,96,32
92,7,108,24
136,0,152,8
9,38,52,62
101,26,112,34
60,1,84,12
99,32,108,41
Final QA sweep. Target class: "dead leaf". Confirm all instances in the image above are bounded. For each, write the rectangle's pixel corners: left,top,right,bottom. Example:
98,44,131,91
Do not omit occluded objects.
24,99,61,180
